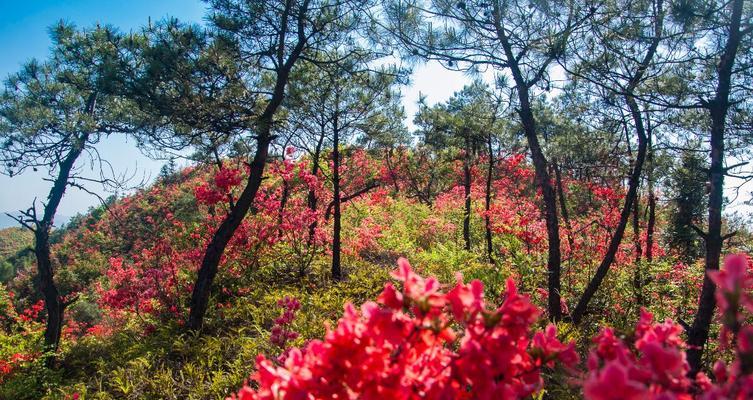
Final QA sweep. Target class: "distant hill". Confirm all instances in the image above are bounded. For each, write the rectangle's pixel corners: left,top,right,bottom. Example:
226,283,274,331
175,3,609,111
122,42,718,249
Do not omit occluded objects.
0,227,34,259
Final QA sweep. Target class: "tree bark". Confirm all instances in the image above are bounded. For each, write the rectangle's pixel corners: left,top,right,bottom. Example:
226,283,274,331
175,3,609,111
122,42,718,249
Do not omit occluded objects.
632,191,644,306
185,0,314,328
306,124,326,249
571,96,648,324
555,163,576,292
686,0,745,374
331,88,342,281
36,129,90,364
570,0,663,324
186,30,305,330
646,147,656,263
463,129,472,252
493,12,562,321
485,133,495,263
32,91,96,364
633,193,642,264
187,130,273,331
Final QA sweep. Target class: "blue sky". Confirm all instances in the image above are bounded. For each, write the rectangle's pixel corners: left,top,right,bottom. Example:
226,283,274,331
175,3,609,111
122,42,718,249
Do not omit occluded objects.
0,0,470,223
0,1,204,220
0,2,749,227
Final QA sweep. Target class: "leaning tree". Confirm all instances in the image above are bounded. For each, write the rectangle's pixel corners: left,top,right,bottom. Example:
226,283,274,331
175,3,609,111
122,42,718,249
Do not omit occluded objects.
0,23,137,362
180,0,384,331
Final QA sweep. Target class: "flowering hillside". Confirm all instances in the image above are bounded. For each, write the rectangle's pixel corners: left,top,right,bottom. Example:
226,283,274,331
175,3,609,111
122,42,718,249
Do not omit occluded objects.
0,150,750,399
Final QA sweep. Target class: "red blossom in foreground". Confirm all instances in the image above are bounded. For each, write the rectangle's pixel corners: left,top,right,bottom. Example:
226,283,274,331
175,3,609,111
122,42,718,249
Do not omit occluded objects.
229,258,577,400
584,254,753,400
584,310,693,400
696,254,753,399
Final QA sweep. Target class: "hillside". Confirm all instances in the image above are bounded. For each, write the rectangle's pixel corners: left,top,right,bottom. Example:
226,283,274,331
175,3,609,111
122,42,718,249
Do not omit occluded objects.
0,228,33,259
1,150,748,399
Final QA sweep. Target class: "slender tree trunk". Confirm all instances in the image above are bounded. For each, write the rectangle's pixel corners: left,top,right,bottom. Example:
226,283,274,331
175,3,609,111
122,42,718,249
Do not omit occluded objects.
185,19,310,329
555,163,575,292
522,101,561,321
306,126,326,249
645,128,656,262
37,230,63,365
187,131,273,330
35,136,89,366
485,134,495,263
632,191,644,306
570,0,663,324
463,129,472,252
493,1,562,321
34,96,93,364
554,164,575,257
646,193,656,262
571,97,648,324
633,194,642,264
36,228,64,362
686,0,745,373
331,88,342,281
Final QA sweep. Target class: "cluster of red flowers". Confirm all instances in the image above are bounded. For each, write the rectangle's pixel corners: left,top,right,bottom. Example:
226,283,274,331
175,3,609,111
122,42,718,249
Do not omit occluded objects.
231,258,577,399
194,167,243,205
214,167,243,191
698,254,753,398
0,352,35,383
270,296,300,350
17,299,44,323
584,310,693,399
230,255,753,400
584,254,753,400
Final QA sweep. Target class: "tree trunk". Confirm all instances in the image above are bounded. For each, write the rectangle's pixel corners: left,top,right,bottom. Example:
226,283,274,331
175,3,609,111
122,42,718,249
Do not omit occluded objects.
522,101,561,321
555,163,576,292
493,1,562,321
632,191,644,306
306,126,326,249
571,96,648,324
35,129,90,364
185,22,309,329
187,131,273,330
463,129,472,252
646,153,656,262
570,0,663,324
633,194,642,264
645,127,656,263
485,133,495,263
331,87,342,281
686,0,745,374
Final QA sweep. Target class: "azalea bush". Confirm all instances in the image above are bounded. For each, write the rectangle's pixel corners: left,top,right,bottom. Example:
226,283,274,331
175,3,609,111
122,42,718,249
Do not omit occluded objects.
231,255,753,400
231,258,578,399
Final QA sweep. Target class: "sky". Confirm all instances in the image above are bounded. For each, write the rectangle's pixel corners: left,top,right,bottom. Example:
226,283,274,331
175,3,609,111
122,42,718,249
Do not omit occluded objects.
0,0,203,221
0,0,472,223
1,1,746,226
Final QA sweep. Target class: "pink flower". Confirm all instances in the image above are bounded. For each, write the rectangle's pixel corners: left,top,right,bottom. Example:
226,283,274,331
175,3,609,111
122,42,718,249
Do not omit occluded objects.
584,361,647,400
